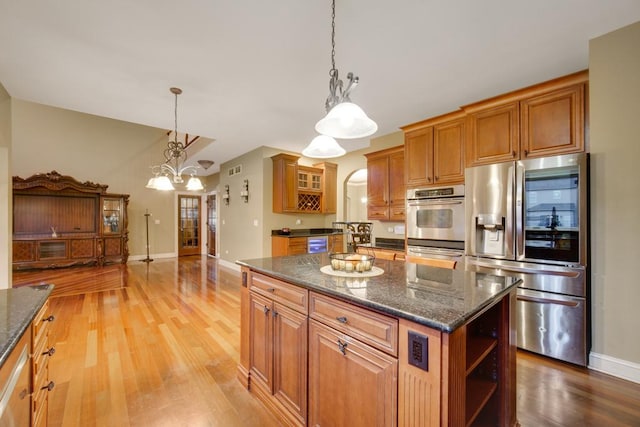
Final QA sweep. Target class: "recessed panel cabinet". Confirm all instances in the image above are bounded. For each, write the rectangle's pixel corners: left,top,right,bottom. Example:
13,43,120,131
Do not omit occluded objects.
12,171,129,270
464,70,587,166
402,112,466,188
272,154,337,214
365,146,405,221
248,272,308,426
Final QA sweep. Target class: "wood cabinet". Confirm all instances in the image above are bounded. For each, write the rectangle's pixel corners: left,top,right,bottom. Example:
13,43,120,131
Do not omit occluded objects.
272,154,337,214
239,266,517,427
248,272,308,426
0,329,31,425
12,171,128,270
272,236,308,257
31,299,55,427
402,111,466,188
365,146,405,221
308,292,398,427
464,70,588,166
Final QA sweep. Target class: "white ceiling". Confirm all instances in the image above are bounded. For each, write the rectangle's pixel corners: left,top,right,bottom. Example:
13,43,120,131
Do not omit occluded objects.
2,1,640,175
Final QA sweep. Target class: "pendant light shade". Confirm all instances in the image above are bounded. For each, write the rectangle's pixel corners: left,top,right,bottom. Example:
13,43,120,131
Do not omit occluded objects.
186,176,204,191
315,102,378,139
302,134,346,159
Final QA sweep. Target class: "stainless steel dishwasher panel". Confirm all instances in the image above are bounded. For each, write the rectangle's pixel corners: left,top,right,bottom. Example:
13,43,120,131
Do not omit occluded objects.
517,288,586,366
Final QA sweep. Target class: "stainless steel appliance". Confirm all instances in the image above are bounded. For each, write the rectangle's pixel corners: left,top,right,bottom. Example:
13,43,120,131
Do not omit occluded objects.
307,236,328,254
406,185,465,262
465,153,589,365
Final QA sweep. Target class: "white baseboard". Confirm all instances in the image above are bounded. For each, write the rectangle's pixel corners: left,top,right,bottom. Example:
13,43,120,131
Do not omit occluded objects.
128,252,176,261
589,352,640,384
218,258,241,272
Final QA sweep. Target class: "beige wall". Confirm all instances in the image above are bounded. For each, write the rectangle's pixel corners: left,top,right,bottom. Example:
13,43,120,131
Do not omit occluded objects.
589,21,640,366
9,99,193,260
0,83,11,289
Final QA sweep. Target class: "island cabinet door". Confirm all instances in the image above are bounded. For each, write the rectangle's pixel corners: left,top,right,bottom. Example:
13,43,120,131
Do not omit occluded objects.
308,319,397,427
249,292,273,390
272,302,308,424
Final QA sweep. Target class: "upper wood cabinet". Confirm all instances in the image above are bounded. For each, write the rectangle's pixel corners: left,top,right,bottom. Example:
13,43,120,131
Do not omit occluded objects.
402,111,466,188
365,145,405,222
271,153,337,214
464,70,588,167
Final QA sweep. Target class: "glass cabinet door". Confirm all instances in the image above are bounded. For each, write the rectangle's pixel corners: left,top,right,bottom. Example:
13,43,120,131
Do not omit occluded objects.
103,198,122,234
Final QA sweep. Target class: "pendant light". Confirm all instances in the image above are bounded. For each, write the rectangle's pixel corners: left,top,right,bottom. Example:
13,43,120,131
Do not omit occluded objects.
146,87,204,191
314,0,377,140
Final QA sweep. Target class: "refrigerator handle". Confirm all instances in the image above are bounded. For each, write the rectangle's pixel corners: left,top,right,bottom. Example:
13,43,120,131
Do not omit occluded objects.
506,163,515,259
515,162,524,260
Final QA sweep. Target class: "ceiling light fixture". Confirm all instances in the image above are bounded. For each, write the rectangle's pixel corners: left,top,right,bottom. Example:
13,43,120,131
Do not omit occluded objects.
146,87,204,191
303,0,377,159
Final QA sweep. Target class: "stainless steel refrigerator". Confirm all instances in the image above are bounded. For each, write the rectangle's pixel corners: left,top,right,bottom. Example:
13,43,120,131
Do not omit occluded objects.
465,153,589,366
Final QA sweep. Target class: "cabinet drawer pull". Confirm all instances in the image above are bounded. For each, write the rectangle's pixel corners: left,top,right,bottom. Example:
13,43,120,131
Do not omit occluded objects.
266,288,275,293
263,306,270,315
337,339,348,356
43,347,56,357
19,388,28,400
42,381,55,392
336,316,348,324
43,315,55,322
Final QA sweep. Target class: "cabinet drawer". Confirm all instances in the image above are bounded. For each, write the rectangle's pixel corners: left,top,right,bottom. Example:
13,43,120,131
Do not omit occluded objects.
368,205,388,220
251,273,308,313
32,301,52,346
309,292,398,356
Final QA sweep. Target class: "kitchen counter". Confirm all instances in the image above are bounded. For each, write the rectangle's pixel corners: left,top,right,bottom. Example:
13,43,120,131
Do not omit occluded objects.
237,253,520,332
0,284,54,368
271,228,342,237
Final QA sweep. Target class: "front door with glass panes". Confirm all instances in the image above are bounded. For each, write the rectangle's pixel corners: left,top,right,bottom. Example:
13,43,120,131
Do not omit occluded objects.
178,195,201,256
206,194,216,256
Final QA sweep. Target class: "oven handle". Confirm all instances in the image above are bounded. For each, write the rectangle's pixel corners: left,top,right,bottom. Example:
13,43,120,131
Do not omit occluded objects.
517,294,580,307
407,200,463,207
407,246,463,259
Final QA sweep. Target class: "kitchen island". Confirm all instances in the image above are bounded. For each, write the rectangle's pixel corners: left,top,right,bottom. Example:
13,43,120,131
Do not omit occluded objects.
237,254,520,427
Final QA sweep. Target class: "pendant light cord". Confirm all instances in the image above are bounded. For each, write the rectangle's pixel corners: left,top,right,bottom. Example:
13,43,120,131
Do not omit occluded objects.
330,0,336,74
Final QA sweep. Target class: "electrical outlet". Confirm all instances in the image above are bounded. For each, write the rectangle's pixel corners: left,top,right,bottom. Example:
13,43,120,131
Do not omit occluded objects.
387,227,394,233
154,219,160,225
253,219,259,226
296,219,302,225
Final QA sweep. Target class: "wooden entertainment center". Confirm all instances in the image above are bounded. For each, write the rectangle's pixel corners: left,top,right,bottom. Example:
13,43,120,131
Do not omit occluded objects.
12,171,129,270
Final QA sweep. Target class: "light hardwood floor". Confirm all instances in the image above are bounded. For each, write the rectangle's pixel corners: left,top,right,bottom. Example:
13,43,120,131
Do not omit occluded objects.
13,256,640,426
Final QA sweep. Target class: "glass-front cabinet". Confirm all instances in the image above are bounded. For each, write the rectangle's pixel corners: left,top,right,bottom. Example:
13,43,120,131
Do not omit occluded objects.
102,197,123,234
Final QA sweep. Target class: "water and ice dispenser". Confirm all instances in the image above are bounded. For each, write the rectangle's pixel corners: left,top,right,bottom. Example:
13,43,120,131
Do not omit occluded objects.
473,213,507,257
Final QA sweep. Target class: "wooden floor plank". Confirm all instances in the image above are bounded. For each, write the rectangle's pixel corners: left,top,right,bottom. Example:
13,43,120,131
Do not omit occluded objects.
13,256,640,426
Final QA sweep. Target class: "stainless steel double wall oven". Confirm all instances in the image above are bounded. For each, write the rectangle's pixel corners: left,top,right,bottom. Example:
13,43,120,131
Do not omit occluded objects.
465,153,590,366
406,185,465,262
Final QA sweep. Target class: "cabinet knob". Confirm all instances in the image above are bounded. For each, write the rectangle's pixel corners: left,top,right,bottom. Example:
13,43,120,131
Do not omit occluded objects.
43,347,56,357
263,306,270,315
435,176,439,181
43,315,55,322
524,149,529,157
336,316,348,324
427,177,432,182
272,309,278,318
337,339,348,356
512,151,516,158
42,381,55,392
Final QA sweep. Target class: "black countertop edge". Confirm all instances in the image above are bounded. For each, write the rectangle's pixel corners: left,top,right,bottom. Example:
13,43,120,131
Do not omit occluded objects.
271,228,342,237
236,256,520,333
0,284,54,369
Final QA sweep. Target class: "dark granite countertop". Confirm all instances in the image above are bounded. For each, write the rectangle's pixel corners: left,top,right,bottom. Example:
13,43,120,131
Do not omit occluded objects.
271,228,342,237
0,284,54,368
237,254,520,332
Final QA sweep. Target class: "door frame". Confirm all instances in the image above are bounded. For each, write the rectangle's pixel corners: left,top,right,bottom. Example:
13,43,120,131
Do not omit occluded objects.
175,192,205,256
205,190,218,257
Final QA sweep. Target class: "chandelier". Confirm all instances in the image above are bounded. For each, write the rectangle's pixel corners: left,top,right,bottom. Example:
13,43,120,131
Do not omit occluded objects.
303,0,377,159
146,87,204,191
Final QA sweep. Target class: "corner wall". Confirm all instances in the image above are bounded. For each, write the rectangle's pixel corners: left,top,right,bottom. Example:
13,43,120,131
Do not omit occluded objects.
589,21,640,380
0,83,11,289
